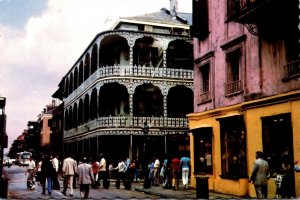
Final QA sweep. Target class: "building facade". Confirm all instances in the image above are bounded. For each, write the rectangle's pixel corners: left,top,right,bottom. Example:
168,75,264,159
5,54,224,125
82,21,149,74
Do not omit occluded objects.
54,2,193,164
38,104,55,148
189,0,299,198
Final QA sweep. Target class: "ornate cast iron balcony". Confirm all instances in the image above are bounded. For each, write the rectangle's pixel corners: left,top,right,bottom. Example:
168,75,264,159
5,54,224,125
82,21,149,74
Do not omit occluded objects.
197,91,211,104
65,65,193,104
64,116,188,138
282,59,300,82
225,80,243,96
227,0,271,23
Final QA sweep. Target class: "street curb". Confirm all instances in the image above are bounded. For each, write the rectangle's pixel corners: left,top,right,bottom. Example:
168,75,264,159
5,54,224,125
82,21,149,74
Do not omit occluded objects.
135,187,174,199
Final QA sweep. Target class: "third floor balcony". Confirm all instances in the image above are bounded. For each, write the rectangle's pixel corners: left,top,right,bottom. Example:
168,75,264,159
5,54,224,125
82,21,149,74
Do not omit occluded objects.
65,65,193,103
227,0,280,24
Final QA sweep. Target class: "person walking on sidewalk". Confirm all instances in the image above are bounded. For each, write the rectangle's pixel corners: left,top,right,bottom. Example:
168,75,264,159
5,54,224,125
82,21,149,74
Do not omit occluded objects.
161,155,171,189
51,154,60,190
41,154,54,195
77,156,94,199
98,153,107,188
171,155,180,190
114,158,126,189
61,154,77,197
36,155,43,186
250,151,270,198
91,157,100,188
25,155,36,190
180,154,190,190
153,157,160,186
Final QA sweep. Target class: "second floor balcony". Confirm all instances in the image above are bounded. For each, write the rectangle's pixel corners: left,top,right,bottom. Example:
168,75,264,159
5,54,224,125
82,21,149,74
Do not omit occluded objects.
197,91,212,104
282,59,300,82
64,116,188,138
65,65,193,104
225,80,243,96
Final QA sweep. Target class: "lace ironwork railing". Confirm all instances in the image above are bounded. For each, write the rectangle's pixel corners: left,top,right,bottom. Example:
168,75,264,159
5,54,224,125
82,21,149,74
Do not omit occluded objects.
197,91,211,104
227,0,264,19
225,80,243,95
65,65,193,104
282,59,300,80
64,116,188,137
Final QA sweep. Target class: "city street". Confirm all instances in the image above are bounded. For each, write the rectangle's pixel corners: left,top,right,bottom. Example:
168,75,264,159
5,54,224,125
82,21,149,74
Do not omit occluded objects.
3,165,160,199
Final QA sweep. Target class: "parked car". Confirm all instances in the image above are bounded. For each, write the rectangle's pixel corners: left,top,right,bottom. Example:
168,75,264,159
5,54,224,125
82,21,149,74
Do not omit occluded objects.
3,157,13,167
17,151,32,166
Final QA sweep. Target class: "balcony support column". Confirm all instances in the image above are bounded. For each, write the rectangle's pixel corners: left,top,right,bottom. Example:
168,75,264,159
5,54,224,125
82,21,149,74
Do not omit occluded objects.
129,93,134,126
96,86,100,118
96,135,99,156
129,131,133,160
124,34,138,67
162,87,168,126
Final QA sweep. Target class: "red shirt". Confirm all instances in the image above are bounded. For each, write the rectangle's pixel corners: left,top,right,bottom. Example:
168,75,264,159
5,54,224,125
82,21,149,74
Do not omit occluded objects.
92,161,99,174
171,158,181,171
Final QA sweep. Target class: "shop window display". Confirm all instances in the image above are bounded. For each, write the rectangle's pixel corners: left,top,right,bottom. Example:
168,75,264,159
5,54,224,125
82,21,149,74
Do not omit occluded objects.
192,127,213,174
219,116,247,179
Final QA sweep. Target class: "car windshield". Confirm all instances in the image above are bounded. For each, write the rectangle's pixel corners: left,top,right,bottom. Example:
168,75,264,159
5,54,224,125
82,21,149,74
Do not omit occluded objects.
21,153,31,159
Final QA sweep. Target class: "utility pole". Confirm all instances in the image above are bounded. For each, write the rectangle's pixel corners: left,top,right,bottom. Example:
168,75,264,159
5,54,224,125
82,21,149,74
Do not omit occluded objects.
0,97,8,198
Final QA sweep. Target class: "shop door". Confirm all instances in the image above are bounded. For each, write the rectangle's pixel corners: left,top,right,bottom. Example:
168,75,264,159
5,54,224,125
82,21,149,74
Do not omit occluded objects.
192,127,213,174
262,113,295,197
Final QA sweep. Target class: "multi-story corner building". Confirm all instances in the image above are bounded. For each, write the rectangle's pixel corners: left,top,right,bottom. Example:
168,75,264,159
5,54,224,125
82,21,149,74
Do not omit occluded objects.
38,104,55,149
54,1,193,163
188,0,299,198
25,121,40,157
48,99,64,159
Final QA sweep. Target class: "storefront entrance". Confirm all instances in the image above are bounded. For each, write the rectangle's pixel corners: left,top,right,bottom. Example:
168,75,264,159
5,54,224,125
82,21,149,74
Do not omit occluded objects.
262,113,295,197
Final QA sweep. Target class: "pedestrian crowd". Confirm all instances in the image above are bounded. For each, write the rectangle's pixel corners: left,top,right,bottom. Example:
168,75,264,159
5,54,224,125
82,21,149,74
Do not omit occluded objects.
23,152,191,199
142,153,191,191
23,148,297,199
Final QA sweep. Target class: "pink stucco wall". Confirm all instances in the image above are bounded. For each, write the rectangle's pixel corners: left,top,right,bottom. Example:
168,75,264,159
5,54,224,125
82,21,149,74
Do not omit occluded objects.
193,0,300,113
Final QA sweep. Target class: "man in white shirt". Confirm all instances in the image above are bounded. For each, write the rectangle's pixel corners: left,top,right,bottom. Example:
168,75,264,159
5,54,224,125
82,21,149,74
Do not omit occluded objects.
153,157,160,186
114,158,126,189
61,155,77,196
98,153,107,188
77,157,94,199
52,155,60,190
25,156,36,190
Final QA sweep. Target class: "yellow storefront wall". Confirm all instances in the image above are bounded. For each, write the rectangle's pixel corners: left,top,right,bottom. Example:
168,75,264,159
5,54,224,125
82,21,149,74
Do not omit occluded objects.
188,91,300,198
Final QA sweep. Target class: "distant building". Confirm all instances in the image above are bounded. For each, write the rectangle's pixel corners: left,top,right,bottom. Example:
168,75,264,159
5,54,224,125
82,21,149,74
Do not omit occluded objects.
53,0,193,162
38,104,55,148
189,0,299,198
48,98,64,158
26,121,39,157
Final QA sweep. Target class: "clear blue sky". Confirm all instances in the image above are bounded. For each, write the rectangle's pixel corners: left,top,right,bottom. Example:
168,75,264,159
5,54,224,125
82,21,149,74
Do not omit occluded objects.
0,0,46,28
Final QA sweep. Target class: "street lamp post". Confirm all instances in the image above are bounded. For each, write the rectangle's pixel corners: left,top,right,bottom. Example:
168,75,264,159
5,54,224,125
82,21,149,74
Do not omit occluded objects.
142,121,149,157
0,97,8,198
164,130,167,156
129,130,133,160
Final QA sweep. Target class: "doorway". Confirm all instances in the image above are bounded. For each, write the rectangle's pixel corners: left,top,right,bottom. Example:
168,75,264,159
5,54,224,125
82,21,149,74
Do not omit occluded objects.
261,113,295,196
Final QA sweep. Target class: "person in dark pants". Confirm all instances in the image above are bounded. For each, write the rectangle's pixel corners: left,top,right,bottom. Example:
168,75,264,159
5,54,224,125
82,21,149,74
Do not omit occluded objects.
91,157,100,189
51,155,60,190
41,154,54,195
114,158,126,189
171,155,180,190
77,156,94,199
98,154,107,188
161,155,171,189
250,151,270,199
278,148,295,198
72,155,78,189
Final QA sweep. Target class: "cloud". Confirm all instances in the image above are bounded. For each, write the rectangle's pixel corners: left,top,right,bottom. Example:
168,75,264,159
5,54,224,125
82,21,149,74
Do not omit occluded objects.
0,0,191,152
